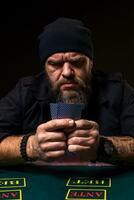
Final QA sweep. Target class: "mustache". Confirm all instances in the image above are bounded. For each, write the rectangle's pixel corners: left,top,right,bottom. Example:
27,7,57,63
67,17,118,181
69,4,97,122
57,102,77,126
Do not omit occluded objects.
55,77,87,89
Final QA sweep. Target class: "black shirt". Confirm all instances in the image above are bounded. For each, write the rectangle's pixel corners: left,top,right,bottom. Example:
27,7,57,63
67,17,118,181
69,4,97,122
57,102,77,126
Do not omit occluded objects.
0,70,134,139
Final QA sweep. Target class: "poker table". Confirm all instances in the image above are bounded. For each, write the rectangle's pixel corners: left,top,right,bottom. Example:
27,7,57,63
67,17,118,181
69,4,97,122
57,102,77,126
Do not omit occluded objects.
0,163,133,200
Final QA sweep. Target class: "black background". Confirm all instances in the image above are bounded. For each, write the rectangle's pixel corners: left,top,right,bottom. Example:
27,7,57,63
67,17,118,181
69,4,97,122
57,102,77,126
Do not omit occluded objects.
0,1,134,97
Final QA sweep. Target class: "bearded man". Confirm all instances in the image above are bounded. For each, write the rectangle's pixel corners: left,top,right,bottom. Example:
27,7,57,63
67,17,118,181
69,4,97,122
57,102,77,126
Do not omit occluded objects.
0,18,133,165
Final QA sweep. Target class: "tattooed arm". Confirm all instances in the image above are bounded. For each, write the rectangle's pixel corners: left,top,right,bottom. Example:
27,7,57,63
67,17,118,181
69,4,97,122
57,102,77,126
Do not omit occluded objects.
98,136,134,165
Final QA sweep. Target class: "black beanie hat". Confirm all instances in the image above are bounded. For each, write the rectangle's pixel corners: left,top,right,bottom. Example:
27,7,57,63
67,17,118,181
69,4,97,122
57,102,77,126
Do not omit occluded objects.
38,17,93,62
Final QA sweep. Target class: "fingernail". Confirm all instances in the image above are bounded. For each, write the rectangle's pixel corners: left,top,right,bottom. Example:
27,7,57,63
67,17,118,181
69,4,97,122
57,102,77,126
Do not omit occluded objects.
69,120,74,126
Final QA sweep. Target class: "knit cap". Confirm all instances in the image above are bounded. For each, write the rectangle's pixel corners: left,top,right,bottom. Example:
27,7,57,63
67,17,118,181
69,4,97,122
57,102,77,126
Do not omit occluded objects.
38,17,93,62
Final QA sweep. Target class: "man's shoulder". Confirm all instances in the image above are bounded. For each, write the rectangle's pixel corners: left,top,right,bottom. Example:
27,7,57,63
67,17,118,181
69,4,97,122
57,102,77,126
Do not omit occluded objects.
17,72,50,101
93,70,123,83
19,72,45,87
92,70,126,108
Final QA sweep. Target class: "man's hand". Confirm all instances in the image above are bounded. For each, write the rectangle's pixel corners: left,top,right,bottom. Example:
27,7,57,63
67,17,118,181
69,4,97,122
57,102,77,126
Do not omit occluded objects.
67,120,100,161
27,119,75,161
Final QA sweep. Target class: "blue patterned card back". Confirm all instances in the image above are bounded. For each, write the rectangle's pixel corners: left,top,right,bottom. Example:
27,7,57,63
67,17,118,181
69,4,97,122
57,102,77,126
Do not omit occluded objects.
50,103,84,119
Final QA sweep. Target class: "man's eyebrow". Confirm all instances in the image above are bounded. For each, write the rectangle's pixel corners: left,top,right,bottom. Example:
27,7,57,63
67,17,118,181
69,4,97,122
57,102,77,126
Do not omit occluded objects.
47,55,86,63
47,59,63,65
69,56,87,62
71,56,85,59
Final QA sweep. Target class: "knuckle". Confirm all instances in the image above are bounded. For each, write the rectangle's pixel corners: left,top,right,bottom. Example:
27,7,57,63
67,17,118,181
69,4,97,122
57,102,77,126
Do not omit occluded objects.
77,138,82,145
36,125,42,133
37,133,47,143
93,122,99,130
59,142,66,149
79,119,85,126
89,129,99,136
37,123,46,131
39,143,47,151
46,121,55,130
61,142,67,149
75,119,84,128
68,137,76,145
45,152,52,159
88,121,99,129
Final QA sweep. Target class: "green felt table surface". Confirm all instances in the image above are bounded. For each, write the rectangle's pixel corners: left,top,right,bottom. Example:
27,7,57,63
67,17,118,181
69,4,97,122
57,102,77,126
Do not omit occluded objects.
0,165,133,200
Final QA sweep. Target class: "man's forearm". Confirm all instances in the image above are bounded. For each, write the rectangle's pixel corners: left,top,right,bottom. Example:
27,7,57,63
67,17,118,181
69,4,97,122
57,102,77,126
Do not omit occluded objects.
0,135,134,166
0,135,24,165
99,136,134,165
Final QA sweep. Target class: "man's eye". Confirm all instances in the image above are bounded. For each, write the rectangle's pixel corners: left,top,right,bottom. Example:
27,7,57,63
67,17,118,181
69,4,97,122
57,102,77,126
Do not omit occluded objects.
70,60,85,68
47,61,57,65
47,60,63,68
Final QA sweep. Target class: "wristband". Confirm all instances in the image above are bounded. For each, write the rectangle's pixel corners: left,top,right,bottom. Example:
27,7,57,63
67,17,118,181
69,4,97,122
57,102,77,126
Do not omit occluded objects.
97,136,116,162
20,134,35,162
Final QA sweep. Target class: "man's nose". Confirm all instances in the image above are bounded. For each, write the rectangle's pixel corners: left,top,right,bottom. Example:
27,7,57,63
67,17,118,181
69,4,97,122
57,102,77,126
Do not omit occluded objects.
62,62,74,78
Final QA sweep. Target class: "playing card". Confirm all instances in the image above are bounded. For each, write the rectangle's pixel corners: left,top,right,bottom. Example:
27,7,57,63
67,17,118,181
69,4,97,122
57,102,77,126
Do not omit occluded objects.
50,102,84,119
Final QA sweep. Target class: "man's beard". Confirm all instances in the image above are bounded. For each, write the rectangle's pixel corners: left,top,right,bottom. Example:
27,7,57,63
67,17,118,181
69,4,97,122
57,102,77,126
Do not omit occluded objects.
55,84,92,105
46,72,92,105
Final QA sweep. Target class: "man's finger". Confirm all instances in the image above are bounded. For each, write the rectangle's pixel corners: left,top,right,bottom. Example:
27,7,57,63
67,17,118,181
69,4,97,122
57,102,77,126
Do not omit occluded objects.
43,150,65,160
75,120,99,130
37,119,75,131
38,131,66,142
67,137,95,146
68,145,90,152
40,141,66,151
68,130,99,139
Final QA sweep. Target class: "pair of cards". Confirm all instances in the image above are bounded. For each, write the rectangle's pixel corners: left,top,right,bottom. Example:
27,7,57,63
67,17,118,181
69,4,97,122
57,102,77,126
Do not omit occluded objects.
50,102,84,120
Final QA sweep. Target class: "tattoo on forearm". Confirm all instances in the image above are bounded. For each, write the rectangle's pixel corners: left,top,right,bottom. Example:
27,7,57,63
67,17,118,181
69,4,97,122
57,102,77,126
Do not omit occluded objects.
107,136,134,163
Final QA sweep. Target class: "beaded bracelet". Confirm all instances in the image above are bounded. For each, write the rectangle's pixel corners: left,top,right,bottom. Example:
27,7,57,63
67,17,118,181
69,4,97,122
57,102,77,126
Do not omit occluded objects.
20,134,35,162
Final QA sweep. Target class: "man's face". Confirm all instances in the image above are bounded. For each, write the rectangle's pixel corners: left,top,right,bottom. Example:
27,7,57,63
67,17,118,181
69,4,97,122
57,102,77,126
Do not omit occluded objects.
45,52,93,104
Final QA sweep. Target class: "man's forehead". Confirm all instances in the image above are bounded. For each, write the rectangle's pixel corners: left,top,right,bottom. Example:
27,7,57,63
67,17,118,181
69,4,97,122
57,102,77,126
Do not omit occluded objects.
47,52,86,60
